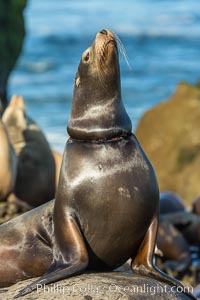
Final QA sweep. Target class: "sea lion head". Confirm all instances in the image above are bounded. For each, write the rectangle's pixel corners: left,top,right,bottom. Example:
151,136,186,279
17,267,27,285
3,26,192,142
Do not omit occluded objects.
68,29,132,141
2,95,27,150
0,120,17,200
2,95,48,155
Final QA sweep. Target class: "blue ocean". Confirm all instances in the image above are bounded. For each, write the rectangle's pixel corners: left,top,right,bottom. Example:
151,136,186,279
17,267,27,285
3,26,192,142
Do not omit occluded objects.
8,0,200,152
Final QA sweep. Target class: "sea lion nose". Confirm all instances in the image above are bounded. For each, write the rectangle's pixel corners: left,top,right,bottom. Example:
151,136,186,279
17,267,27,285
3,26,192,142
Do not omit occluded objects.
100,29,108,35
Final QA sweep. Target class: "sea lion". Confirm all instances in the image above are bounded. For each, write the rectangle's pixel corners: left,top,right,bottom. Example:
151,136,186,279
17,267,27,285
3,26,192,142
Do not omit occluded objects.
158,192,191,277
0,200,54,288
2,96,56,207
0,120,17,200
192,195,200,216
52,150,62,188
159,192,200,260
160,191,186,215
0,29,194,299
164,211,200,247
157,217,191,276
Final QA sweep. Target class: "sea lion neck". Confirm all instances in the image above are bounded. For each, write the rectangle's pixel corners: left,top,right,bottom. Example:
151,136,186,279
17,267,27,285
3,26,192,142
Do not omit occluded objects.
67,29,132,141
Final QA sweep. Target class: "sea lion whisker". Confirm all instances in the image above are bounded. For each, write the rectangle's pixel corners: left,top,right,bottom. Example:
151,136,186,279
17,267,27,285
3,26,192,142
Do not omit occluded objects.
96,45,108,91
95,42,106,85
97,61,107,91
113,32,132,71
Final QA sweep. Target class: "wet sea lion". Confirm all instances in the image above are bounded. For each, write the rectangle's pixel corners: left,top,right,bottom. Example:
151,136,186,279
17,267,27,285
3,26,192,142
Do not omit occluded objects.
165,211,200,247
0,120,17,200
192,196,200,216
159,192,200,265
0,29,194,299
2,96,56,207
158,192,191,277
157,217,191,276
0,200,54,288
160,191,186,215
52,150,62,188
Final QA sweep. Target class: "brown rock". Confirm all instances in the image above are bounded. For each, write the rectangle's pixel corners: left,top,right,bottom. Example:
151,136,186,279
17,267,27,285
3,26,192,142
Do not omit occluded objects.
135,82,200,206
0,202,7,217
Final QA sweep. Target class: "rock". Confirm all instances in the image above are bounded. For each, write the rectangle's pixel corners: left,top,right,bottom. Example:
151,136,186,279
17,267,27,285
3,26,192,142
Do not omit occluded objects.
0,202,7,218
0,194,30,225
0,272,192,300
135,82,200,206
0,0,27,113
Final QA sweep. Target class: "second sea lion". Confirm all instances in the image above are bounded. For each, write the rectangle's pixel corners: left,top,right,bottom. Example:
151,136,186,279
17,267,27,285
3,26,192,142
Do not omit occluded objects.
2,96,56,207
160,191,186,215
0,120,17,200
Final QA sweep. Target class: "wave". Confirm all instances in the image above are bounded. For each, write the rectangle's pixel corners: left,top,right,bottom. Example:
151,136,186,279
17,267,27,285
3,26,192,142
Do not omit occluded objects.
19,61,55,73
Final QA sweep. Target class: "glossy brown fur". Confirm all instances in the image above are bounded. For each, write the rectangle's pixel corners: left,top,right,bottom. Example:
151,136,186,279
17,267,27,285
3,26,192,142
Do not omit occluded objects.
52,150,62,188
0,30,194,299
160,191,186,215
157,217,191,273
0,200,54,287
67,30,132,140
55,135,158,269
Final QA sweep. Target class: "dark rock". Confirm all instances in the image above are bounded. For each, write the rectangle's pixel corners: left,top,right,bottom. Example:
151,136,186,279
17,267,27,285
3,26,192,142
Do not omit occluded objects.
0,0,27,113
0,202,7,217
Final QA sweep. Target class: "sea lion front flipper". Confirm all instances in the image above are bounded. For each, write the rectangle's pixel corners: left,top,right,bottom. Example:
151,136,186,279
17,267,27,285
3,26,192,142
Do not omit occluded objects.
14,214,88,298
131,214,196,299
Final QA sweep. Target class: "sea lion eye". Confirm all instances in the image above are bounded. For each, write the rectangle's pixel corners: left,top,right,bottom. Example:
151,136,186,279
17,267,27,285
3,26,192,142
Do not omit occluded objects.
84,52,90,62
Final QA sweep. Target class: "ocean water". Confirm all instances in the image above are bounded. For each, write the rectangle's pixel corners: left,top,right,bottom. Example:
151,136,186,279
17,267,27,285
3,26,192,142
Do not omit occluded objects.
8,0,200,152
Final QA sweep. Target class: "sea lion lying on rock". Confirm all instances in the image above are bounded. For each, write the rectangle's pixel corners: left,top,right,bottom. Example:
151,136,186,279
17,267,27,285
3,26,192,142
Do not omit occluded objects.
157,192,200,286
192,196,200,217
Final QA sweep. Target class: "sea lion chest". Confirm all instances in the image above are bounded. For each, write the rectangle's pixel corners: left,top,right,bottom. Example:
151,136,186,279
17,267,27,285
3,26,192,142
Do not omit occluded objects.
55,134,159,268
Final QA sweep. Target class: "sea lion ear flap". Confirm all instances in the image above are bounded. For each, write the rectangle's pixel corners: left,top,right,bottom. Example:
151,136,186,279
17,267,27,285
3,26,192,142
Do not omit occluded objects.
10,95,26,111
